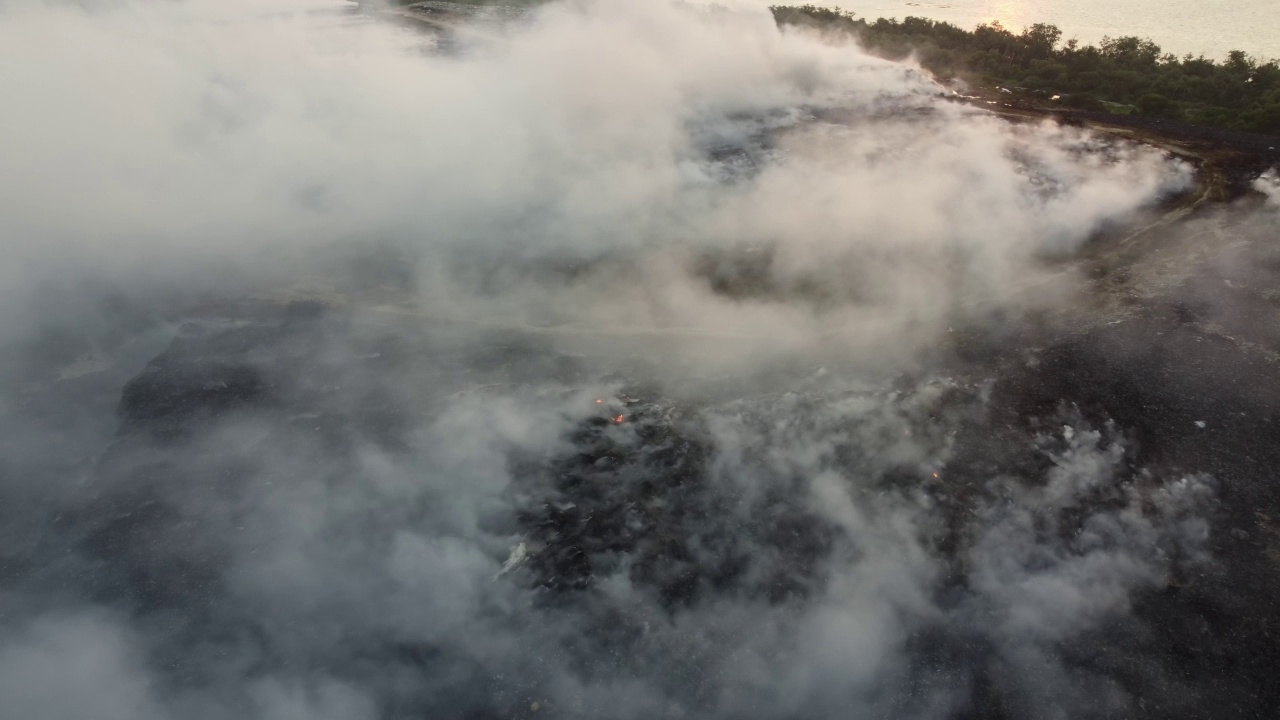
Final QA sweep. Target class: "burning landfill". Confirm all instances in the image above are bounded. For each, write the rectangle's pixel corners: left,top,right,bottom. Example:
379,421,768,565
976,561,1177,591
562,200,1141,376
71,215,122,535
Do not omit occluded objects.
1,1,1278,719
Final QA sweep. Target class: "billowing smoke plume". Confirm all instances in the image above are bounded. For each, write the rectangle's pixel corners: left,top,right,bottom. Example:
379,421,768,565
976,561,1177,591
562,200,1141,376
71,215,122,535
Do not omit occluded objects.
0,1,1252,718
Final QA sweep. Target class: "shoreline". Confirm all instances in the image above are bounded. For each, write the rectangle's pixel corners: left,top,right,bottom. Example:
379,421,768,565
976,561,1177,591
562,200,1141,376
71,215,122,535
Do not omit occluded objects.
952,88,1279,197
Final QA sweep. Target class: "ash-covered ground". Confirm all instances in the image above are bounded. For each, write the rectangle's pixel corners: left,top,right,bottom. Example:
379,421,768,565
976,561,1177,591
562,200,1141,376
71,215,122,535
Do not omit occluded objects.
2,1,1280,719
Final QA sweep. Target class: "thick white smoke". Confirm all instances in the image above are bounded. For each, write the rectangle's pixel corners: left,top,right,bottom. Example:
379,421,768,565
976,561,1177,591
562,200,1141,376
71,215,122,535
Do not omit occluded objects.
0,0,1189,357
0,1,1218,718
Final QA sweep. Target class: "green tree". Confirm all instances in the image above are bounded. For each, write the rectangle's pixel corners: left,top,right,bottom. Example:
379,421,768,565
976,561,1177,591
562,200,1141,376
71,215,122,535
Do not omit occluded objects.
1136,93,1180,118
769,6,1280,136
1242,103,1280,134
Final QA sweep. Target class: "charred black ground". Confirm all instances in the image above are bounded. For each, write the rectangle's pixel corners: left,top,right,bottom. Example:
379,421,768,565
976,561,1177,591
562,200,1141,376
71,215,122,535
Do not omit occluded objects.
9,196,1278,716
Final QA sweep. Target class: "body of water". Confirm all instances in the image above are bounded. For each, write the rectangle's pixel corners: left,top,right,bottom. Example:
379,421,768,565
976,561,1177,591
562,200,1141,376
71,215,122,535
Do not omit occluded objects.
823,0,1278,60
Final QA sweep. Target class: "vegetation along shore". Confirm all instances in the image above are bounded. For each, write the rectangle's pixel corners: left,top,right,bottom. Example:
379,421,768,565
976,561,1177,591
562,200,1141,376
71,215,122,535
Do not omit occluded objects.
772,4,1279,136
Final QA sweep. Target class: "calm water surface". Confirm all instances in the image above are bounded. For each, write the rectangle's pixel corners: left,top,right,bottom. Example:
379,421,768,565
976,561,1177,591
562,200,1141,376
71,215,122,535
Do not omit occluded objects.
824,0,1278,59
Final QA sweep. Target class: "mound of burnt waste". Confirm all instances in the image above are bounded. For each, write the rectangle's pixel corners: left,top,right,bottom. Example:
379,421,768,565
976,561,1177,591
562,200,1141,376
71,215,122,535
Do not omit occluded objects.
8,298,1273,718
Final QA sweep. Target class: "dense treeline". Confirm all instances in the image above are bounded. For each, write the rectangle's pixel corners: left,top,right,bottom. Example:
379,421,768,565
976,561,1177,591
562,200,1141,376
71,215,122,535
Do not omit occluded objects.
771,5,1280,136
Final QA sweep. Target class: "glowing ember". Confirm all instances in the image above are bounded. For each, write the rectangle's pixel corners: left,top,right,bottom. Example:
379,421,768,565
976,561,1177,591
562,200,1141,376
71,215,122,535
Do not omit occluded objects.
615,415,625,423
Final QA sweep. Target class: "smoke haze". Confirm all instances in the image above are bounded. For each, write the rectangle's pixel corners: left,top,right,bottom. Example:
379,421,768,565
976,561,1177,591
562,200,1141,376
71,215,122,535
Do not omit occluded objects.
0,1,1268,718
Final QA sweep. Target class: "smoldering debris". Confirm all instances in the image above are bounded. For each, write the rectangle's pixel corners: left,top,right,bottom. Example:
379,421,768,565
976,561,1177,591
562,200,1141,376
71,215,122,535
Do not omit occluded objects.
2,302,1227,719
1,1,1279,719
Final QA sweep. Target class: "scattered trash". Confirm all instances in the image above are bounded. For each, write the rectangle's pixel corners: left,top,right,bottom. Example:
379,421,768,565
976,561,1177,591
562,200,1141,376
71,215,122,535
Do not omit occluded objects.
496,542,528,579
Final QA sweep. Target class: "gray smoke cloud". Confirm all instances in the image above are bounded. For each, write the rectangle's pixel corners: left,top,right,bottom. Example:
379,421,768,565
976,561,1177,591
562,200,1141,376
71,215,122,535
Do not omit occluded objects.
0,1,1230,718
